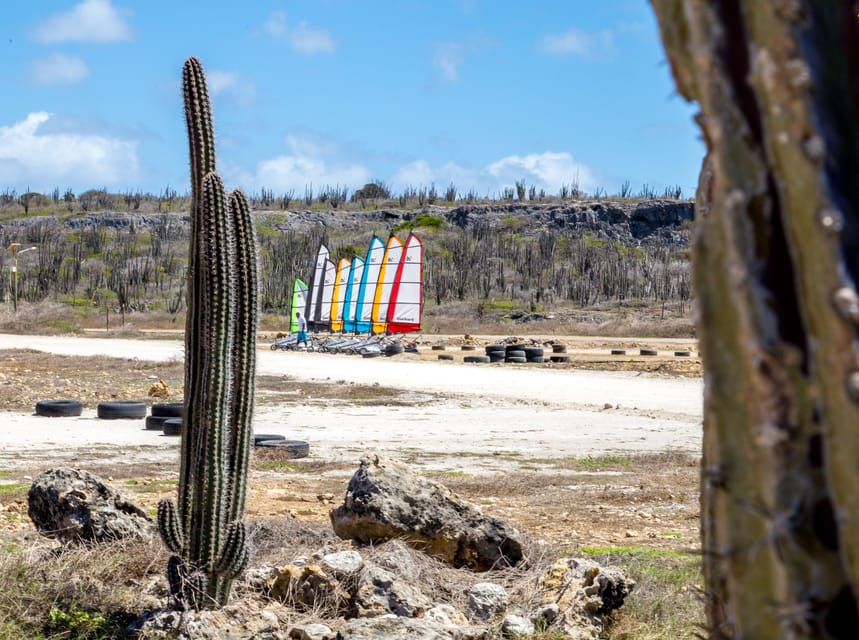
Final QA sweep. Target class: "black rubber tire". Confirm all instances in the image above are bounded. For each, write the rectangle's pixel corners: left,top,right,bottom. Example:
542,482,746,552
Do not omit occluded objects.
438,354,454,361
97,401,147,420
461,345,477,351
464,355,490,363
254,433,286,445
488,352,505,363
163,418,182,436
431,345,446,351
551,344,567,354
35,399,83,418
485,344,505,354
385,342,404,357
505,344,524,354
639,349,658,356
151,402,184,418
505,349,526,359
550,355,571,363
255,439,309,458
527,356,545,363
270,343,278,350
674,350,692,357
610,349,627,356
145,415,171,431
523,347,544,358
362,351,381,358
505,356,527,363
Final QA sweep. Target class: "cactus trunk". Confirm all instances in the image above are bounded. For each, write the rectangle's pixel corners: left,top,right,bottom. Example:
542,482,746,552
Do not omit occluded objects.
158,56,258,610
650,1,859,637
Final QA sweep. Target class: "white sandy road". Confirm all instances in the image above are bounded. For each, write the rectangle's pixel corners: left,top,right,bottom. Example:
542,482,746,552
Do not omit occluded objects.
0,334,703,472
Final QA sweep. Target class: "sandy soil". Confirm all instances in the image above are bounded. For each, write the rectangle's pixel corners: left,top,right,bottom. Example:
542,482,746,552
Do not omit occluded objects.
0,333,703,549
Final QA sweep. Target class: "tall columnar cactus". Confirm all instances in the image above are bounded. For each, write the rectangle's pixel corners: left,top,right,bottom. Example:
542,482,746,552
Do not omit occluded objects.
157,56,259,610
650,2,859,637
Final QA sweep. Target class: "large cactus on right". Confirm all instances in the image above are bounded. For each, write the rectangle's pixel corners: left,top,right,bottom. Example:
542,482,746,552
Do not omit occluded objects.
650,2,859,637
157,56,258,610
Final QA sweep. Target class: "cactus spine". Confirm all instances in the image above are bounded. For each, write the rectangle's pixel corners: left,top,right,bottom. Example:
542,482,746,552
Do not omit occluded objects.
157,56,258,610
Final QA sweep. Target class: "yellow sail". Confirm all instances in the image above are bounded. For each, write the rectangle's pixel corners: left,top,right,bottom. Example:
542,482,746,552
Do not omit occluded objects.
329,258,350,332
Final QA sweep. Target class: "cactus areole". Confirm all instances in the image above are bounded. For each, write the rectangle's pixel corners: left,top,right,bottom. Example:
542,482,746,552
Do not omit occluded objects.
157,56,259,610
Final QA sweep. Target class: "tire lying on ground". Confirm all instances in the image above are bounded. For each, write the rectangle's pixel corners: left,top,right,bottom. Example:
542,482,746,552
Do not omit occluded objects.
505,349,526,360
254,434,286,446
639,348,658,356
255,439,309,458
431,344,446,351
145,415,172,431
385,342,404,357
523,347,544,360
551,343,567,354
97,401,147,420
163,418,182,436
35,400,83,418
461,345,476,351
527,356,545,363
438,354,454,361
674,350,692,357
488,352,505,363
362,351,381,358
610,349,627,356
550,355,571,363
505,356,527,364
463,355,490,364
485,344,505,355
151,402,184,418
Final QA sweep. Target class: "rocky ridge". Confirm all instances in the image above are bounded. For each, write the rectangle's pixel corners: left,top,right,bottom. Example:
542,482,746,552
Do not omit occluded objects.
0,199,693,247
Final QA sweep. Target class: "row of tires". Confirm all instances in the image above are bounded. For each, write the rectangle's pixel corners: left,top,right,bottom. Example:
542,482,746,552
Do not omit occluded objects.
34,399,157,419
33,399,310,457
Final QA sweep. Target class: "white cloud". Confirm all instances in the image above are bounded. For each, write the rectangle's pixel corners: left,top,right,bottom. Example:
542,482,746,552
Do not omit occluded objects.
262,11,335,55
231,134,369,193
538,27,614,57
0,112,138,190
31,54,89,86
207,70,256,107
488,152,596,192
435,42,464,83
34,0,132,44
389,152,595,197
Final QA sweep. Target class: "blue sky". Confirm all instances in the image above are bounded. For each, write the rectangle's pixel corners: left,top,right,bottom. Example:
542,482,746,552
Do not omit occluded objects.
0,0,704,200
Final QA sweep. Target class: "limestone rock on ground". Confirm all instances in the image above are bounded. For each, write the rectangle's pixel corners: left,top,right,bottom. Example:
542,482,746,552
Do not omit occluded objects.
27,467,152,544
128,603,286,639
330,455,523,571
466,583,509,621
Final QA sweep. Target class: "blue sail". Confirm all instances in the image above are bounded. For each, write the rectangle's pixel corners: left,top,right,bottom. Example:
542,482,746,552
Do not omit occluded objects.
342,256,365,333
354,236,384,334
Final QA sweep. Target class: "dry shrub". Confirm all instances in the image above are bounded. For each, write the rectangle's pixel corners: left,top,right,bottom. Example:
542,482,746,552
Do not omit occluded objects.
0,536,168,638
0,301,83,335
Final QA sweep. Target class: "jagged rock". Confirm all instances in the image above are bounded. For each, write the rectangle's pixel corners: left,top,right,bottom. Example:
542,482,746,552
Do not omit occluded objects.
466,583,509,621
321,550,364,579
330,455,523,571
128,602,285,639
354,565,432,618
534,557,635,637
335,616,455,639
501,614,535,638
289,623,336,640
425,604,469,627
269,564,351,614
27,467,152,544
371,539,421,582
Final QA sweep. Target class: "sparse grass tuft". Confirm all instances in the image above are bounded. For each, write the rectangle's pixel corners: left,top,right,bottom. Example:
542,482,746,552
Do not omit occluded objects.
579,546,704,640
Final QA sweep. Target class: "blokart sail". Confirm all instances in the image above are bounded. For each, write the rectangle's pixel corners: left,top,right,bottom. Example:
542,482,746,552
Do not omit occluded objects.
289,278,309,333
329,258,351,332
342,256,365,333
319,259,337,327
386,233,423,333
305,243,329,331
371,234,404,334
355,236,385,333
